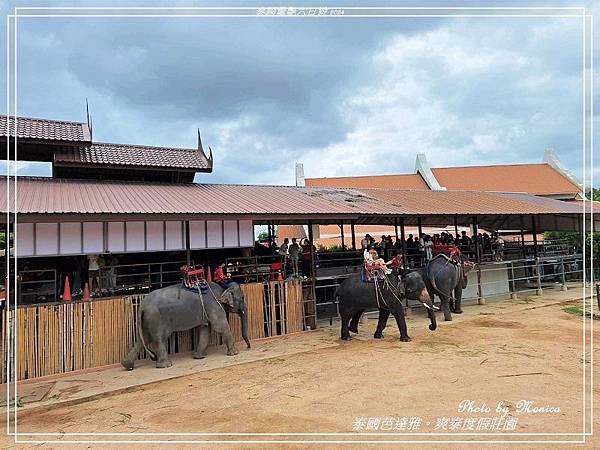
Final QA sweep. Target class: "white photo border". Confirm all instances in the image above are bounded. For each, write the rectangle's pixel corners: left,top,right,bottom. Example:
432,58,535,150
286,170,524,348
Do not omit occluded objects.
4,5,594,445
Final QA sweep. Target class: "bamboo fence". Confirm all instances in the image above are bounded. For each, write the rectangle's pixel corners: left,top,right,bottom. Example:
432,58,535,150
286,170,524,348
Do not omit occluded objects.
0,279,305,382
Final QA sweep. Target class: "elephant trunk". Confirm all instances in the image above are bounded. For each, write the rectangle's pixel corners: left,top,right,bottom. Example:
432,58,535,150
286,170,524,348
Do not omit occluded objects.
241,309,251,349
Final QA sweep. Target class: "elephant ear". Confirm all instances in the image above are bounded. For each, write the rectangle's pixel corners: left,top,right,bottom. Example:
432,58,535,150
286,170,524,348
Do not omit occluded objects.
219,287,235,308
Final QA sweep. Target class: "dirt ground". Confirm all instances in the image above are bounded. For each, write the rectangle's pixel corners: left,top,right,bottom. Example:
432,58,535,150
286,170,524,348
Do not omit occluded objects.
3,288,599,449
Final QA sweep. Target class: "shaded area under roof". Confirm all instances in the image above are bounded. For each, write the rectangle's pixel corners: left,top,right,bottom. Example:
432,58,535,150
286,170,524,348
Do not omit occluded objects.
1,177,595,232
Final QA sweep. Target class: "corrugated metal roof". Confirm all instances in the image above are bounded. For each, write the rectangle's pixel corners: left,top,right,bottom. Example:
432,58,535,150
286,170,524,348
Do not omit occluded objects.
54,142,211,170
1,177,593,220
0,115,91,142
1,177,400,216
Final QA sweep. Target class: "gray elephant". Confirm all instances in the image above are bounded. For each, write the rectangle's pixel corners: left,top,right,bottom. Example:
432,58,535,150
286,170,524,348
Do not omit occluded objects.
121,282,250,370
422,255,475,321
336,270,437,342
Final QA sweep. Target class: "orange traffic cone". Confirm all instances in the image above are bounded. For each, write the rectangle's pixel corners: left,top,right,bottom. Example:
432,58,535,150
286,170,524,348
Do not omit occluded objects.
82,282,91,300
63,275,72,302
206,266,212,283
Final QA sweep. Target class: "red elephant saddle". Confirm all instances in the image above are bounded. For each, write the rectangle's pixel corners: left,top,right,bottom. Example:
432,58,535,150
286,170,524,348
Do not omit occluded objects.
362,262,386,283
432,245,462,262
180,265,208,291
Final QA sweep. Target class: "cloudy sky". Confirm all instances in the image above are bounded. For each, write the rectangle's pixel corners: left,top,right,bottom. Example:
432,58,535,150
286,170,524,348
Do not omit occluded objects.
1,1,597,187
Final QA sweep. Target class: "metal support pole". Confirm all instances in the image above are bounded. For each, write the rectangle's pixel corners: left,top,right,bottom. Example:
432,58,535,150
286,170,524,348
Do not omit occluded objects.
473,216,480,263
394,218,399,240
510,261,518,299
351,220,356,251
454,215,459,238
520,216,526,259
560,256,568,291
531,216,539,258
340,220,345,249
535,256,543,295
417,217,423,238
400,218,407,268
308,220,315,279
473,216,485,304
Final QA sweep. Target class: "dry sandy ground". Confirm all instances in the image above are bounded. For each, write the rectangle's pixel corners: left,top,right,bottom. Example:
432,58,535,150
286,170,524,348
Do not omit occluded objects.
3,290,599,449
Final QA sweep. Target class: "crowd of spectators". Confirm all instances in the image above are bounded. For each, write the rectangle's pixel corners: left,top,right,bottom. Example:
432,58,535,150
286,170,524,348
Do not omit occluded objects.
358,230,505,268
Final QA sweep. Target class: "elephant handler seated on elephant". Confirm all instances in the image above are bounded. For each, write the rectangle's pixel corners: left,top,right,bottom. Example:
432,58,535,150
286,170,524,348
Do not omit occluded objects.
363,248,393,275
214,261,235,289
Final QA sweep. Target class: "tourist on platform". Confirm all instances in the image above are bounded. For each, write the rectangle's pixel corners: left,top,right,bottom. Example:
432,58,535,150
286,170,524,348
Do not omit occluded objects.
364,248,393,274
423,235,434,261
88,253,100,295
360,234,372,250
301,239,315,277
288,238,302,277
214,261,234,288
459,231,472,258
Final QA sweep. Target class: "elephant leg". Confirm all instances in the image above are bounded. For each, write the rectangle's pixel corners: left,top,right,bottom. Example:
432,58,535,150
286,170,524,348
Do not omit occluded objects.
193,325,211,359
438,293,453,321
121,339,143,370
154,339,172,368
211,318,238,356
453,288,463,314
392,308,411,342
374,309,390,339
349,310,364,334
340,309,352,341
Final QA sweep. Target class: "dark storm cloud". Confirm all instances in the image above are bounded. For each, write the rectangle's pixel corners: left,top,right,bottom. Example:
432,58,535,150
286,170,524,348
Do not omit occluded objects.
1,1,596,185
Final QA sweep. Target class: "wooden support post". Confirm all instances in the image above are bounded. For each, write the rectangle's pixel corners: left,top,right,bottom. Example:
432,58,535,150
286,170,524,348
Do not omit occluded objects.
351,220,356,251
394,218,399,240
454,216,459,238
417,217,423,238
340,220,345,249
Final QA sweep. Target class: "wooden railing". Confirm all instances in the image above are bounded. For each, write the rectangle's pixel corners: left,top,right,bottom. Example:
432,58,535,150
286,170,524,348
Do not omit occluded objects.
0,280,307,382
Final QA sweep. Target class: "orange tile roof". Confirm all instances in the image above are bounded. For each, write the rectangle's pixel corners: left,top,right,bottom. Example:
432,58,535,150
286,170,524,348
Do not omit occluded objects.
277,225,306,241
431,164,580,196
306,173,428,190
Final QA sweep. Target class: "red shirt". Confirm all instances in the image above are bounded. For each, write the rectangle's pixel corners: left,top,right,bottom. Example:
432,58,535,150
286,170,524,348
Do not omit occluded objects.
214,266,225,283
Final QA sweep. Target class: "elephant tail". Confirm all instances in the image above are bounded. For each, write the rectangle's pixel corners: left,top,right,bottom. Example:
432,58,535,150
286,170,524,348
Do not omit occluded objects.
429,268,457,304
137,306,157,361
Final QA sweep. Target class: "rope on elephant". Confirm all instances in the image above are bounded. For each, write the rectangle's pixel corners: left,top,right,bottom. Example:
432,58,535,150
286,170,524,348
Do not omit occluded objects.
205,282,227,315
381,273,404,306
196,285,208,320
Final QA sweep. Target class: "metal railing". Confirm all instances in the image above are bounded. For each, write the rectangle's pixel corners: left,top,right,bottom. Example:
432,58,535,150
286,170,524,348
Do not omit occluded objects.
313,254,596,321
